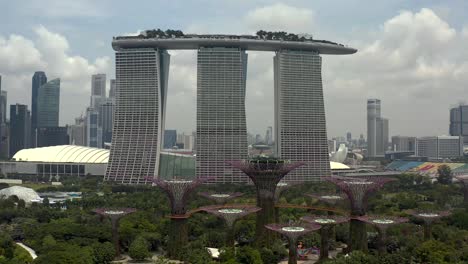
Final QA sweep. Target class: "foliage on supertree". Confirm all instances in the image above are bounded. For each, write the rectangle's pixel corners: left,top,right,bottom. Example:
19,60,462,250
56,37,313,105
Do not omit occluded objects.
356,215,408,254
151,178,212,215
301,215,350,261
203,205,261,247
93,208,136,259
325,176,396,215
198,192,243,205
325,176,396,253
265,223,321,264
227,158,304,247
455,175,468,204
275,181,303,203
410,211,451,241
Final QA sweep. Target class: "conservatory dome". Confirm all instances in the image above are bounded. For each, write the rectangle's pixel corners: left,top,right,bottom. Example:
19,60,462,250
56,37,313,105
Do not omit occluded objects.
0,186,42,204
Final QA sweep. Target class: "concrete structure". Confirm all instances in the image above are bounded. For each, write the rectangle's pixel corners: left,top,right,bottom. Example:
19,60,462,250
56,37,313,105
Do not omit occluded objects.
196,47,248,183
90,74,106,109
31,71,47,139
105,48,170,184
68,116,86,146
274,50,330,181
0,78,8,159
367,99,389,157
109,79,116,98
9,104,30,157
37,78,60,129
391,136,416,153
108,32,356,183
450,105,468,144
416,136,463,160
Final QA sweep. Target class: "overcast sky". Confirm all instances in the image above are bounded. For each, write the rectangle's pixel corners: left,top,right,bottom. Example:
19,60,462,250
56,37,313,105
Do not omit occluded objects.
1,0,468,139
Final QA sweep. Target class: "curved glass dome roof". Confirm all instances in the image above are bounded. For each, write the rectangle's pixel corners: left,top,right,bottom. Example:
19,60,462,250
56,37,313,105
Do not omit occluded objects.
0,186,42,203
12,145,109,163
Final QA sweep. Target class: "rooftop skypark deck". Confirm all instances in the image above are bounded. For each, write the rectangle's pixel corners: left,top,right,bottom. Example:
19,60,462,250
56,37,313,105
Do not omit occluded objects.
112,29,357,55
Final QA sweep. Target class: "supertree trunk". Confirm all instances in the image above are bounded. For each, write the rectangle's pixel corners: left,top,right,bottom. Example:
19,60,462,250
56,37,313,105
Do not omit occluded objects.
288,238,298,264
423,222,432,241
226,227,235,248
111,218,121,258
348,218,367,252
377,229,386,255
168,218,188,258
319,226,330,262
256,193,276,247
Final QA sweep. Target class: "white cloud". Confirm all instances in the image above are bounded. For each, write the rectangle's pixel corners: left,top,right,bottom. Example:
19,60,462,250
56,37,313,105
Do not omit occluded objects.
245,3,314,33
0,26,111,125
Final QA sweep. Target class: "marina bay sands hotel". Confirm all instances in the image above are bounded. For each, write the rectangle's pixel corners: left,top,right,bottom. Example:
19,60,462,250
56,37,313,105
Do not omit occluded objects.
105,31,356,184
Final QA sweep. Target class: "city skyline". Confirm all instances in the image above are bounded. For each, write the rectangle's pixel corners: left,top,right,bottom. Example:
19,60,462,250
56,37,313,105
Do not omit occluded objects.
0,2,467,137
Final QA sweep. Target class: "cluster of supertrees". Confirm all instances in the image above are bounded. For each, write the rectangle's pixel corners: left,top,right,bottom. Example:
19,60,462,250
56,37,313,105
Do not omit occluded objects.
94,158,468,263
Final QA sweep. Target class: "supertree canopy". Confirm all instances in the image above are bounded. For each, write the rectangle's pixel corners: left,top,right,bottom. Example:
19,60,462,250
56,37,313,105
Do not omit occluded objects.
455,175,468,205
265,223,321,264
94,208,136,259
275,181,302,203
411,211,451,241
356,215,408,254
228,157,304,247
150,177,211,258
325,176,396,252
307,193,346,208
203,205,261,247
301,215,349,261
198,192,243,205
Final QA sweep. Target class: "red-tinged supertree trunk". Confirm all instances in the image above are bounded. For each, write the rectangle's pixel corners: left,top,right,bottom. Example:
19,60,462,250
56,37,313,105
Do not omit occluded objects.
410,211,451,241
455,175,468,206
227,158,304,248
265,223,321,264
301,215,349,262
198,192,244,205
94,208,136,259
356,215,408,255
150,178,211,258
325,176,395,252
203,205,261,247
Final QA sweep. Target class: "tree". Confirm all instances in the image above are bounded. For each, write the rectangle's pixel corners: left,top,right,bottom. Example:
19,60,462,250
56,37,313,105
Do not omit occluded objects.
92,242,116,263
129,236,150,261
437,165,453,184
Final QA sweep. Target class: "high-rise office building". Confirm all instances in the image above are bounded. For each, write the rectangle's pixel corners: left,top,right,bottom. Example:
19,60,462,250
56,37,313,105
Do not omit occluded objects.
274,50,330,181
98,98,115,146
367,99,389,157
391,136,416,153
105,48,170,184
450,105,468,144
265,126,273,146
0,77,8,159
9,104,31,157
109,79,116,98
346,132,352,143
90,74,106,109
416,136,463,159
37,127,69,147
163,129,177,149
69,116,86,146
37,78,60,128
31,72,47,136
196,47,248,183
86,108,102,148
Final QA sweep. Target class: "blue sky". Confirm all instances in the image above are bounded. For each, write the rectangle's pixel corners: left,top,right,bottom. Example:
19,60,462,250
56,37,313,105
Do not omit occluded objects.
1,0,468,138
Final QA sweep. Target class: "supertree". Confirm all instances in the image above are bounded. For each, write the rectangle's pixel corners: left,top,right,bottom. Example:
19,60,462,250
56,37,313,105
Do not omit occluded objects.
275,181,302,222
227,158,304,247
356,215,408,255
325,176,395,252
411,211,451,241
455,175,468,205
203,205,261,247
265,223,321,264
301,215,349,262
306,193,347,211
150,178,211,258
94,208,136,259
198,192,243,205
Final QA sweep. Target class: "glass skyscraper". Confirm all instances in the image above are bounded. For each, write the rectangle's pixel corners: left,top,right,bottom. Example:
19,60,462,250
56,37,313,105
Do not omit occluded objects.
31,71,47,134
9,104,31,158
37,78,60,128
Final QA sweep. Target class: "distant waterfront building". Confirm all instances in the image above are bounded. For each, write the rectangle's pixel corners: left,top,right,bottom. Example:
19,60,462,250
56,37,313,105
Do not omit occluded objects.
92,74,106,97
69,116,86,146
9,104,31,157
367,99,389,157
391,136,416,153
86,108,101,148
31,71,47,138
265,126,273,145
196,47,248,183
346,132,352,143
328,139,337,153
163,130,177,149
450,105,468,144
37,78,60,129
37,127,69,147
105,48,170,184
109,79,116,98
98,98,115,146
0,78,8,159
274,50,330,181
416,136,463,159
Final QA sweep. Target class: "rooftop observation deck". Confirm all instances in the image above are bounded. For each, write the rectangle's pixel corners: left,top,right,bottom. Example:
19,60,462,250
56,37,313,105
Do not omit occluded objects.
112,33,357,55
